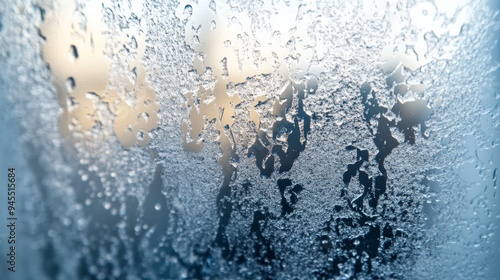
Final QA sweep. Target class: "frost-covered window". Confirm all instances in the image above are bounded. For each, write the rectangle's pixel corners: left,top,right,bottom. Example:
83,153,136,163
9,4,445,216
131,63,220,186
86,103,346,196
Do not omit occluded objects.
0,0,499,279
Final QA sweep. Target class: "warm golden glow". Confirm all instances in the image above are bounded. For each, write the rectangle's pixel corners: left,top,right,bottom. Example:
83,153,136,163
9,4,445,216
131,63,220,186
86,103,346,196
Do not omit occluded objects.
40,0,159,147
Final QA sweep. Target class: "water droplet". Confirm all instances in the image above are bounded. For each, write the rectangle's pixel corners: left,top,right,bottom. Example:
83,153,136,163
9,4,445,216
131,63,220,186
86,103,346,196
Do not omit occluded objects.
70,45,78,60
66,77,75,92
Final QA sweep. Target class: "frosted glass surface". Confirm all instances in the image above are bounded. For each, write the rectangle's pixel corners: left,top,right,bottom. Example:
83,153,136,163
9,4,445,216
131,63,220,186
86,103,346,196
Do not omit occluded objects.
0,0,499,279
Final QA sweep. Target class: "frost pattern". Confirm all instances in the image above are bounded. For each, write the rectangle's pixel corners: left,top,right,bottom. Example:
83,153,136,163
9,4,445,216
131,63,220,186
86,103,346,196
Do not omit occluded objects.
0,0,498,279
40,0,159,147
177,0,323,176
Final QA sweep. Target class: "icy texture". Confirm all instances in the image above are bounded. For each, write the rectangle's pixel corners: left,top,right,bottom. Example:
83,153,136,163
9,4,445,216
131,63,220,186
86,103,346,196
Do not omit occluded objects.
40,0,159,147
0,0,499,279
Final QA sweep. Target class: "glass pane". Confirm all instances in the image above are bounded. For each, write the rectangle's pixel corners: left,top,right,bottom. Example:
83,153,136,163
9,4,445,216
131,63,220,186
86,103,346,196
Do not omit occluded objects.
0,0,499,279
